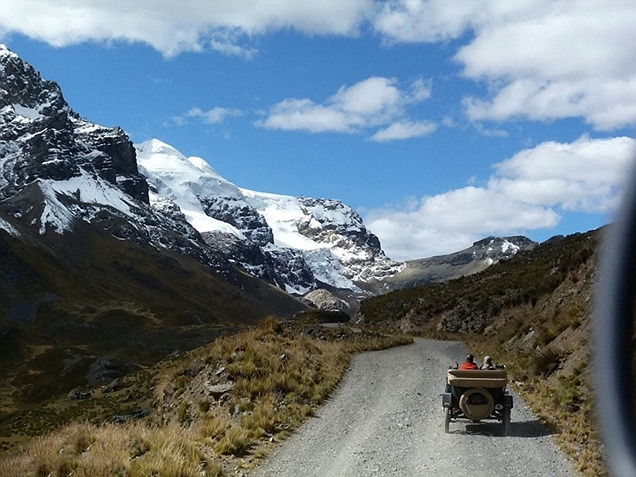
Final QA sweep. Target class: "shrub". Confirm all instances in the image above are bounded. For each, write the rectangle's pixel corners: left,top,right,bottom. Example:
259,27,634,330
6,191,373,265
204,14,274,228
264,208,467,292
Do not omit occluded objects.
177,401,191,425
528,348,560,378
198,399,211,414
241,398,277,438
215,426,251,456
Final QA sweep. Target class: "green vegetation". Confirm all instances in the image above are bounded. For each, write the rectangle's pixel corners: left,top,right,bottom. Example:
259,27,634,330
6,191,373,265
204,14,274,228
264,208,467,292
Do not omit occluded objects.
360,231,598,333
0,224,307,414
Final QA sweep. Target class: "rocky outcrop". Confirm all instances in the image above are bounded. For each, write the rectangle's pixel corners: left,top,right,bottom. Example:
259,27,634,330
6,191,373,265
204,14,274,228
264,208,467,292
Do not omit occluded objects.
0,45,148,203
303,289,349,311
0,45,235,276
199,196,273,246
137,139,404,297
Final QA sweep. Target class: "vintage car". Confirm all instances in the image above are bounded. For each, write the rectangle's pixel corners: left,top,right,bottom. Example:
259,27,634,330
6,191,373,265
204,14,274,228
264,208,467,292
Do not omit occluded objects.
442,367,513,435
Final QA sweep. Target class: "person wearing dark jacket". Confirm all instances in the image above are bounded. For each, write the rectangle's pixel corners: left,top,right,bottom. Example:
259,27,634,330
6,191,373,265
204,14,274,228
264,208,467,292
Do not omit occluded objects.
459,354,478,370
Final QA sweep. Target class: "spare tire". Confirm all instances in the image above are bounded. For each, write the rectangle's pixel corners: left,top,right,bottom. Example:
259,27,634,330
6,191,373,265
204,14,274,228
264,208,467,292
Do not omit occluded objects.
459,387,494,421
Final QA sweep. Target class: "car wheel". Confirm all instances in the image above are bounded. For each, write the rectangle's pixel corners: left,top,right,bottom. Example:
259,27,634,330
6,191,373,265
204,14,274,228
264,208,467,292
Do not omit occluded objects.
444,407,450,434
502,406,511,436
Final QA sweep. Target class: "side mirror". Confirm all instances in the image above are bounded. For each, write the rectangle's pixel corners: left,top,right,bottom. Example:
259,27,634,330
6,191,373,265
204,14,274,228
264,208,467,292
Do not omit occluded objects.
596,161,636,477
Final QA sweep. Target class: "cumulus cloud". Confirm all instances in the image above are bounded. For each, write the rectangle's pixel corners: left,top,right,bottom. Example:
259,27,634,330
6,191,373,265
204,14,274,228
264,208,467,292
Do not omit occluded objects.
374,0,483,43
0,0,374,57
365,135,635,261
457,2,636,130
370,121,437,142
258,76,434,140
490,135,634,212
374,0,636,130
4,1,635,130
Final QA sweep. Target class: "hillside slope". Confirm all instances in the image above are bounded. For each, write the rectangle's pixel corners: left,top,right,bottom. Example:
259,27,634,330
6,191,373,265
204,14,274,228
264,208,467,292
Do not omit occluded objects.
359,228,603,475
0,44,310,409
0,218,307,409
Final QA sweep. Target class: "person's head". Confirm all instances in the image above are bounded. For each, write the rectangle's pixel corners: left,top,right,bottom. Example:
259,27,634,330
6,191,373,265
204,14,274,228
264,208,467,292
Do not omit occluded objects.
484,355,492,365
466,354,474,363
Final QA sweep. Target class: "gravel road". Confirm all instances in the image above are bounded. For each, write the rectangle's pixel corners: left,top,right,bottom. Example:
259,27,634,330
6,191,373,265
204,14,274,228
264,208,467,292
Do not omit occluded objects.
249,338,577,477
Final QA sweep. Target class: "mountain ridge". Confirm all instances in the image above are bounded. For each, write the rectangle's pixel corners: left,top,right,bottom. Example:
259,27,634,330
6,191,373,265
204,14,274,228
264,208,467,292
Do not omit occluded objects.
0,43,534,306
0,45,309,404
136,138,403,298
0,44,535,403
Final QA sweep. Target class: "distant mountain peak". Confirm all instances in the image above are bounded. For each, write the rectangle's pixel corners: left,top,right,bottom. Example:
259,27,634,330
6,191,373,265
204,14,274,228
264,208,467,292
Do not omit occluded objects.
137,139,403,295
379,235,537,291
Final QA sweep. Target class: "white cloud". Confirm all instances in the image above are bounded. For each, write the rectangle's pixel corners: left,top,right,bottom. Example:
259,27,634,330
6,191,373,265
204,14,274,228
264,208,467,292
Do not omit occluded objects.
367,187,560,261
258,76,433,140
171,107,243,126
0,0,374,57
370,120,436,141
374,0,483,43
258,99,355,133
374,0,636,130
4,1,635,131
490,135,634,212
365,135,635,261
456,1,636,130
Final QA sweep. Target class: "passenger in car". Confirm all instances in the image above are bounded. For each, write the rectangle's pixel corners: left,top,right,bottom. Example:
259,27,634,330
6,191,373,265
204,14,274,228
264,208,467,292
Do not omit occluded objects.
459,353,479,370
481,356,495,369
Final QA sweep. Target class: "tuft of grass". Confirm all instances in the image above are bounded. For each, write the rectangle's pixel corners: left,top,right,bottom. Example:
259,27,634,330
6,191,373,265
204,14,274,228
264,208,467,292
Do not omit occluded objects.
241,397,277,438
521,375,604,477
177,401,191,425
199,416,230,441
198,399,211,414
527,347,560,378
215,426,252,456
0,421,214,477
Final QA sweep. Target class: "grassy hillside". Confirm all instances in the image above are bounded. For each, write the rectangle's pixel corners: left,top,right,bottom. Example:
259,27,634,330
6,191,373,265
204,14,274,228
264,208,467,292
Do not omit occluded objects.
0,227,607,475
359,228,603,476
0,221,307,412
0,316,412,475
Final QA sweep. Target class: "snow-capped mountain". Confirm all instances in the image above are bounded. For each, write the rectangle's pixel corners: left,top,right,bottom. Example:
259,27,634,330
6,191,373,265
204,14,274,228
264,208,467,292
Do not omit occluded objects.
0,43,401,304
136,139,403,296
0,43,530,312
383,235,537,290
0,45,312,401
0,44,547,406
0,44,238,279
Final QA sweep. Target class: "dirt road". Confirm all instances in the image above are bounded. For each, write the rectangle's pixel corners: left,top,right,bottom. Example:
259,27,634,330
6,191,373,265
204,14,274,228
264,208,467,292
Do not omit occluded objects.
249,338,577,477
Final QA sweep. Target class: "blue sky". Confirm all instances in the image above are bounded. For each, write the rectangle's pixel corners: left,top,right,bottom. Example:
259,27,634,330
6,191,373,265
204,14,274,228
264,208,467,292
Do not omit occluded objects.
1,1,635,261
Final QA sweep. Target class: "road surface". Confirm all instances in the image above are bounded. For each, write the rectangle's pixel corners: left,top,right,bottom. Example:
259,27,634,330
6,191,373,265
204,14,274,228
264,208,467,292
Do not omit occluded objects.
250,338,577,477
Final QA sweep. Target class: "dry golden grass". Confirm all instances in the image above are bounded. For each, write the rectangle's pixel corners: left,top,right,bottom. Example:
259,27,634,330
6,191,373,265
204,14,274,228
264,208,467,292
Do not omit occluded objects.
215,426,252,456
0,420,224,477
520,378,605,477
0,317,412,476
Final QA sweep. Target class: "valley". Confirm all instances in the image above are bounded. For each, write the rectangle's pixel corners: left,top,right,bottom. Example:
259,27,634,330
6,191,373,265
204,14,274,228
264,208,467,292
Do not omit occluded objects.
0,43,608,476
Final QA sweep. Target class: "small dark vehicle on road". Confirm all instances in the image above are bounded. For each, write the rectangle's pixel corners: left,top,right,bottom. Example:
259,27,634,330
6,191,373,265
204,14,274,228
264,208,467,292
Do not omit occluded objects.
442,367,513,435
